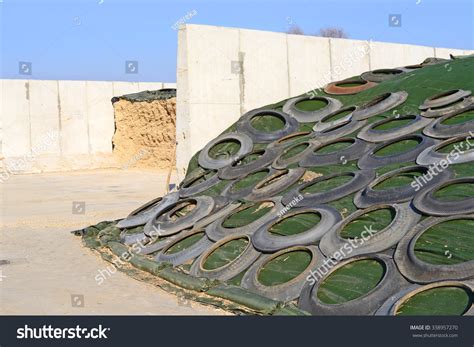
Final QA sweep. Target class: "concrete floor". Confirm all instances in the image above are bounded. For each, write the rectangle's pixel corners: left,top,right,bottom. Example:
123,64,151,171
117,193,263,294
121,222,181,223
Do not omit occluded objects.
0,169,227,315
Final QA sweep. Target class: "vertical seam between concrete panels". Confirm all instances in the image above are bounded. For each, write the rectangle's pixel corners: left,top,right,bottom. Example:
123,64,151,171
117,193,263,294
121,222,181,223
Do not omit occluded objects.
56,80,63,156
238,29,245,115
285,34,291,97
85,81,92,154
26,81,32,155
368,40,373,71
328,38,334,82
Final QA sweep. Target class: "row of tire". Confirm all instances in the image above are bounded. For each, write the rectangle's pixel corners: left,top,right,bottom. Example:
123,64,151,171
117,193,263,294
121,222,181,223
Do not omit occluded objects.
115,65,473,314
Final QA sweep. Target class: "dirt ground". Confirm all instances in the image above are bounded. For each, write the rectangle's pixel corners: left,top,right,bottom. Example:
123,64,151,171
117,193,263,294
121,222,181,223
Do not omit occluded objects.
0,169,227,315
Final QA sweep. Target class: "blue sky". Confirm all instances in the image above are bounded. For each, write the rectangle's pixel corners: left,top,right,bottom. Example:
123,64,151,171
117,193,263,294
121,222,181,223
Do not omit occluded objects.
1,0,473,82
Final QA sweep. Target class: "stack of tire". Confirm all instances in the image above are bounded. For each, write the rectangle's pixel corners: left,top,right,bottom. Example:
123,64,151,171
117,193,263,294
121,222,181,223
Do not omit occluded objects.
115,56,474,315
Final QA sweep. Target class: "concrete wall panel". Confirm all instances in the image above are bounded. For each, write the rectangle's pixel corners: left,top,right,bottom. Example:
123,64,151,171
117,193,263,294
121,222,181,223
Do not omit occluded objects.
329,38,371,81
28,80,60,156
2,80,30,157
112,81,140,97
86,81,114,153
138,82,164,91
287,34,331,95
186,24,240,104
435,47,467,59
239,28,289,112
58,80,90,155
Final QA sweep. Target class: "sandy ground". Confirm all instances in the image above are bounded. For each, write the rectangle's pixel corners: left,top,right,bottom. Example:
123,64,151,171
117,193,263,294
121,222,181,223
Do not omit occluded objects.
0,169,227,315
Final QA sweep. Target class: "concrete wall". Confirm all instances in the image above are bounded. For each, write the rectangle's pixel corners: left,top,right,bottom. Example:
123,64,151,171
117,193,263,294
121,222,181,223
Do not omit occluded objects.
176,24,474,173
0,79,175,173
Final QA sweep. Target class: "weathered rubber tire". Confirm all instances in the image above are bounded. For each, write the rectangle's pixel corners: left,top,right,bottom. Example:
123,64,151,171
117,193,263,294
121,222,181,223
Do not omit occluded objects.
357,134,437,170
144,196,215,237
300,138,375,167
116,192,180,229
357,114,433,143
319,202,421,258
311,118,368,142
313,106,358,133
419,89,471,110
352,91,408,120
134,233,182,255
154,229,214,266
324,79,377,95
251,205,342,252
205,197,285,242
236,109,299,143
244,167,306,201
394,215,474,283
217,147,280,180
198,132,253,169
361,68,405,83
241,245,323,302
281,170,376,207
271,140,316,170
416,136,474,166
220,168,273,201
298,254,410,315
375,281,474,316
190,234,261,281
282,95,343,123
421,96,473,118
423,104,474,139
178,168,221,198
353,165,454,208
412,177,474,216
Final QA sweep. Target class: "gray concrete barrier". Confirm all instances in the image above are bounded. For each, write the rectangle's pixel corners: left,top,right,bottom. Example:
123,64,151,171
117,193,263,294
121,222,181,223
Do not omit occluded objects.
0,79,175,173
176,24,473,174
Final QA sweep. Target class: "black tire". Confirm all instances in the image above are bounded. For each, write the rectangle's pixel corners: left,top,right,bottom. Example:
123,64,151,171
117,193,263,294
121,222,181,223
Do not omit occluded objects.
198,132,253,169
116,192,180,229
357,134,437,170
282,95,343,123
220,168,273,201
298,254,410,315
244,168,306,201
190,234,261,281
154,229,214,266
144,196,215,237
217,147,280,180
357,114,433,143
205,197,285,242
416,136,474,166
271,140,316,170
319,202,421,258
354,165,454,208
421,95,473,118
236,109,299,143
178,168,221,198
352,91,408,120
423,104,474,139
134,233,183,255
241,245,323,302
375,281,474,316
251,205,342,252
419,89,471,110
300,138,375,167
360,68,405,83
311,118,368,142
412,177,474,216
281,170,376,207
313,106,358,133
394,215,474,283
